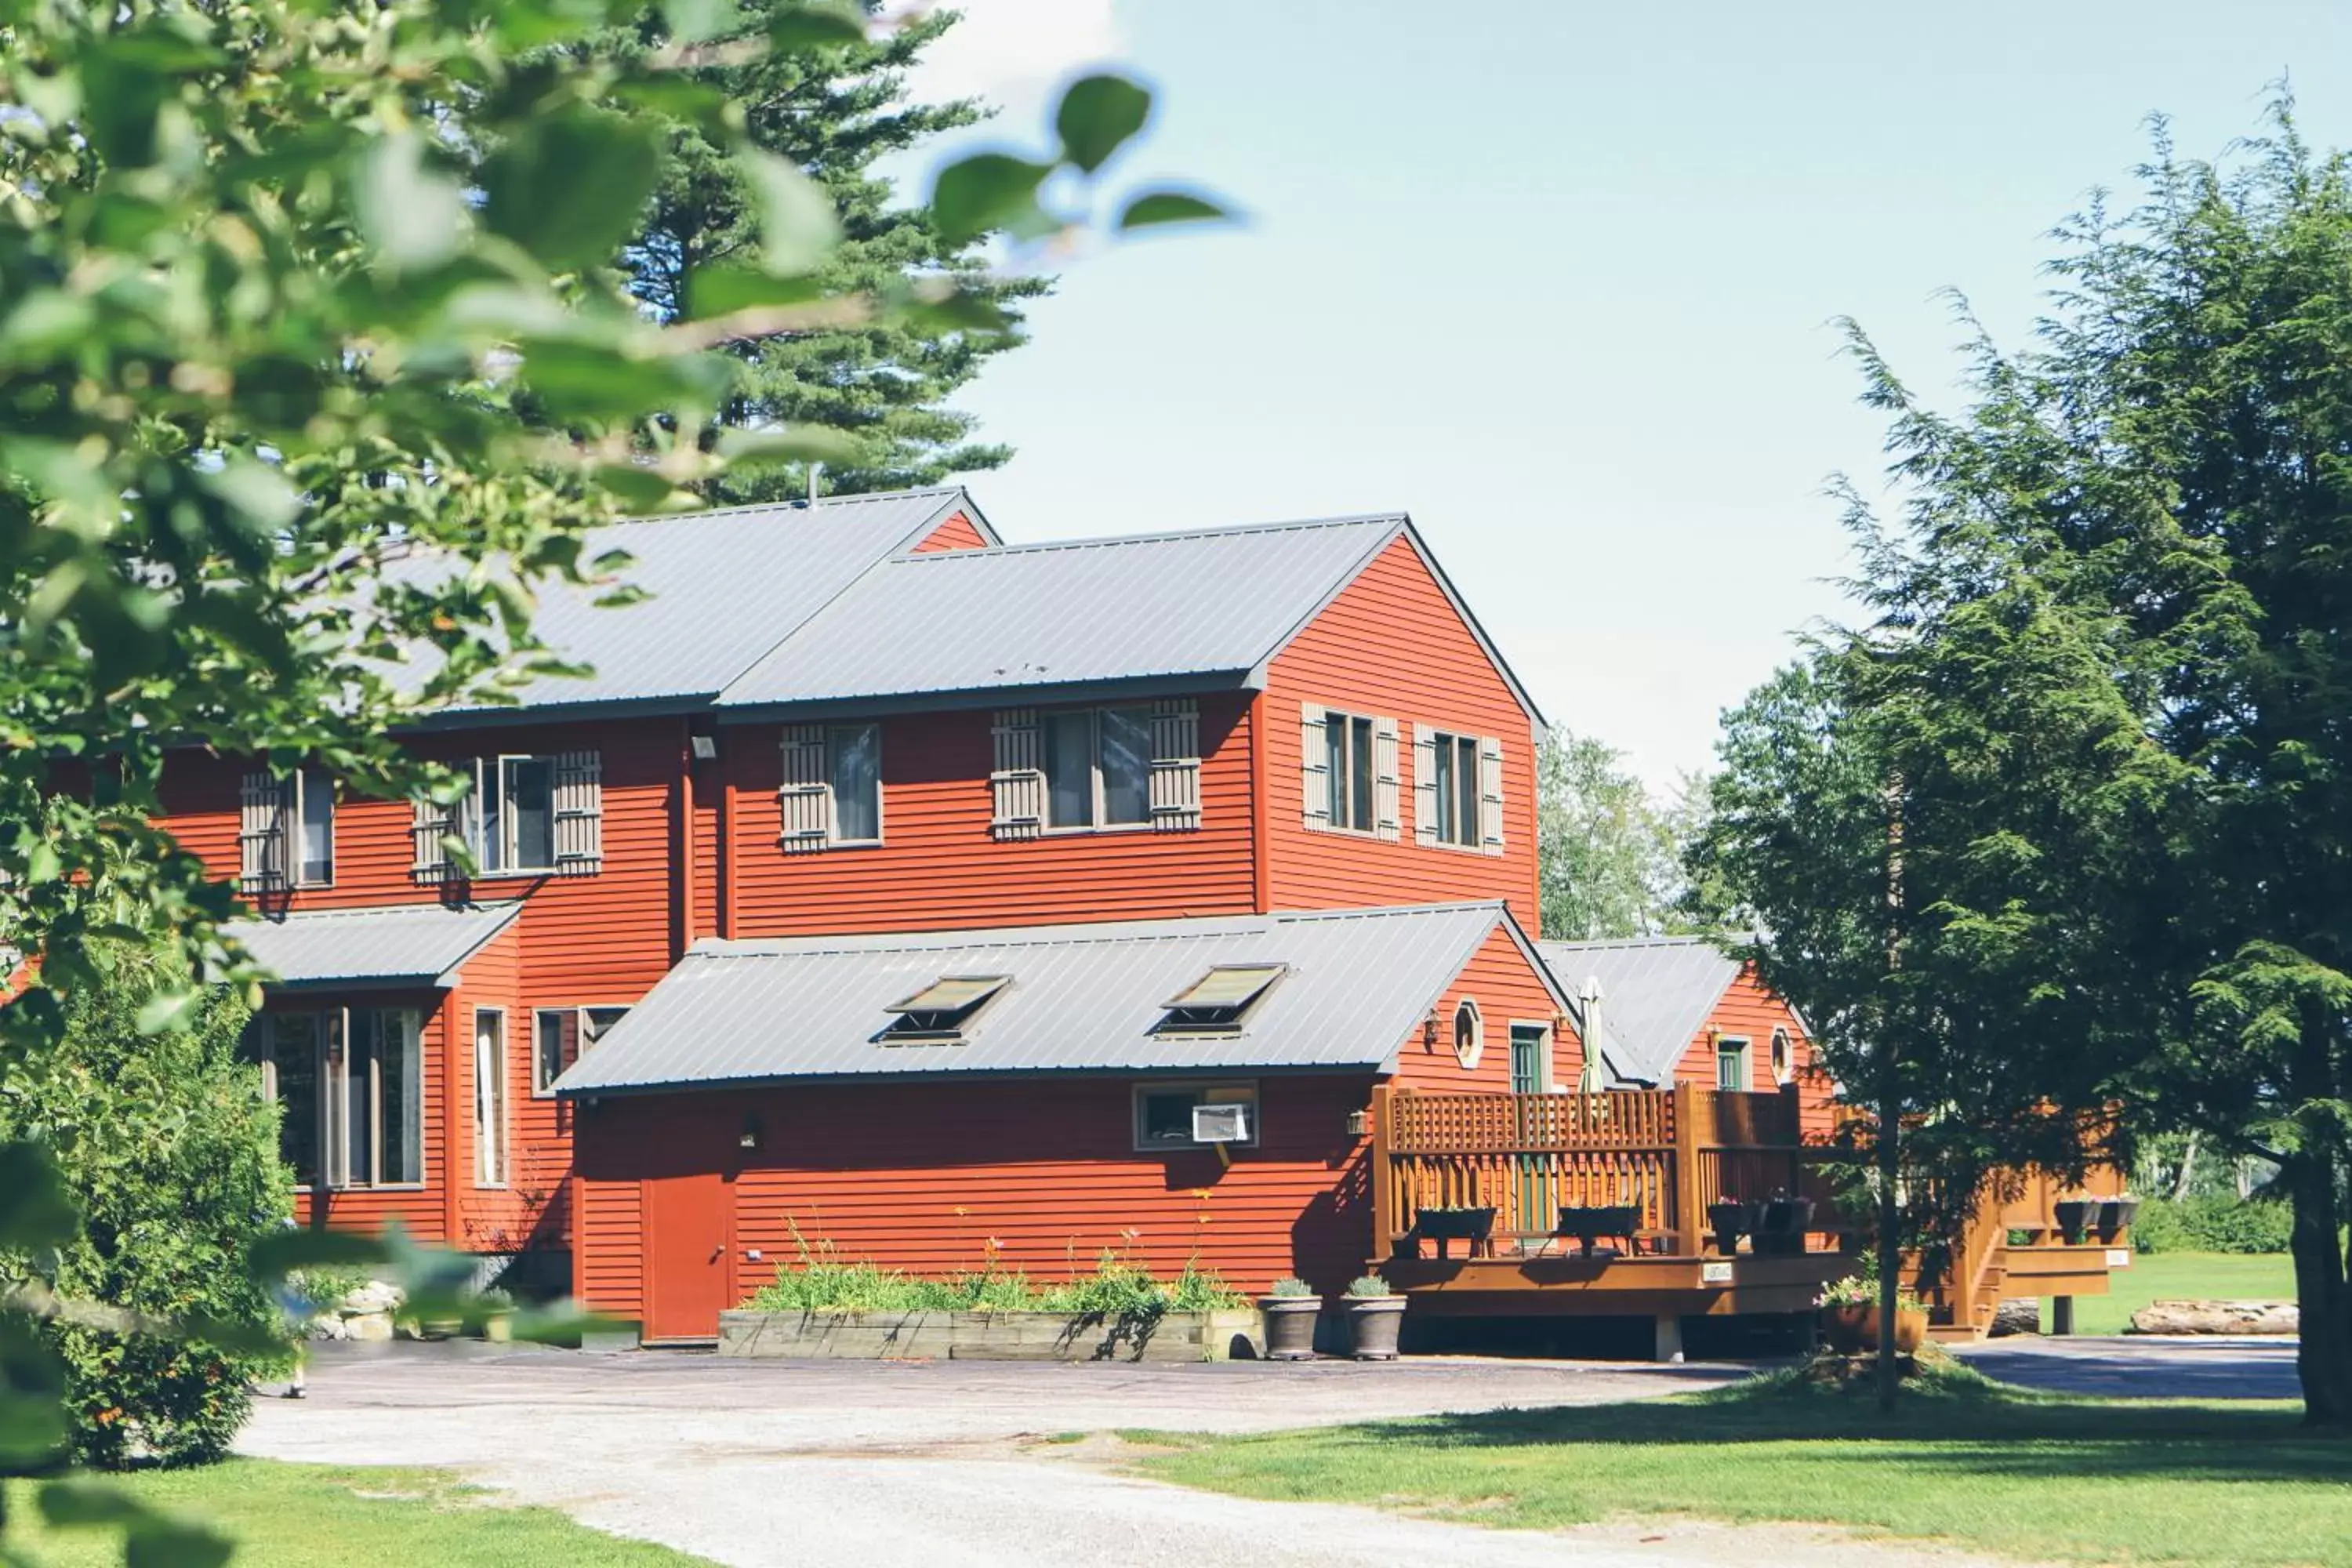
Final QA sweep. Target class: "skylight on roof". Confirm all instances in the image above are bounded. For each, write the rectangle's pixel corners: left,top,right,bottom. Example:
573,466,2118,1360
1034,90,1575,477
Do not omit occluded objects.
1156,964,1286,1035
879,975,1008,1045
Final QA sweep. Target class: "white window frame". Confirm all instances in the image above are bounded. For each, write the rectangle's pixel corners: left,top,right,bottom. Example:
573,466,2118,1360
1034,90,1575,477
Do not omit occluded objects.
1769,1026,1791,1085
1508,1019,1555,1094
1426,729,1484,849
1716,1033,1751,1092
826,722,884,846
1319,709,1379,836
1132,1080,1260,1152
1041,706,1156,834
533,1004,628,1096
474,1005,509,1189
455,755,561,876
292,768,335,887
258,1006,424,1192
1451,998,1483,1069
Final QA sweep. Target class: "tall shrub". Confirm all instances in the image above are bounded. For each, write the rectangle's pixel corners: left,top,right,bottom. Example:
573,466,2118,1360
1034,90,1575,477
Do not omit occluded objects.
0,943,292,1468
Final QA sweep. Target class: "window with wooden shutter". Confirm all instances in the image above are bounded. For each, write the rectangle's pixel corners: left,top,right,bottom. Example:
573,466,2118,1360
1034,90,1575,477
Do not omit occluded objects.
1148,699,1201,832
551,750,602,876
239,771,290,891
411,794,459,885
1373,718,1400,842
1478,735,1505,855
1411,725,1439,847
989,708,1044,841
778,724,830,853
1299,702,1330,829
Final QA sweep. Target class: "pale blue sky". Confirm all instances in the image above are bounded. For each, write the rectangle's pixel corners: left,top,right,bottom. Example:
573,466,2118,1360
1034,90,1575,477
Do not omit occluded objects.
901,1,2352,787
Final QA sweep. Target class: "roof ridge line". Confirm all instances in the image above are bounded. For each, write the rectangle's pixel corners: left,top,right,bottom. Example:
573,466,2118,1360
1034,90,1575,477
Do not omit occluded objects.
688,902,1501,959
881,512,1406,563
234,899,523,924
614,485,969,528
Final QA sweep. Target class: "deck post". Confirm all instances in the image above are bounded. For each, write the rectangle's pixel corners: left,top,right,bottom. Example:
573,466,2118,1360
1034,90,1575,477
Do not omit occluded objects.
2052,1295,2075,1336
1670,1080,1705,1254
1653,1312,1685,1363
1369,1083,1396,1267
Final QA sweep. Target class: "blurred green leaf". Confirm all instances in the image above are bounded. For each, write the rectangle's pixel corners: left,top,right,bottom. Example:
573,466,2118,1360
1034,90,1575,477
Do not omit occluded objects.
132,987,201,1035
716,425,862,466
767,3,866,50
663,0,740,42
247,1228,390,1283
1055,74,1152,174
593,464,685,506
1116,189,1233,230
931,153,1054,244
200,459,303,535
737,149,842,276
685,266,828,320
0,1142,78,1250
484,108,663,271
354,133,468,273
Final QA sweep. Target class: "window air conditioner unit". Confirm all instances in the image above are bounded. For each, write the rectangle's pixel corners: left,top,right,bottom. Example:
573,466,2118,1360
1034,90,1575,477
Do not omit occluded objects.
1192,1103,1250,1144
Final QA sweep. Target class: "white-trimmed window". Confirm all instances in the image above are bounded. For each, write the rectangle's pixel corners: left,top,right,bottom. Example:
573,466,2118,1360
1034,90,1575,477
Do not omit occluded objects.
250,1007,423,1189
1452,998,1483,1069
1301,704,1399,839
413,752,601,883
1414,727,1504,854
534,1005,629,1094
779,724,882,851
1133,1081,1260,1151
474,1007,509,1188
1716,1034,1751,1092
1044,706,1152,830
240,767,335,890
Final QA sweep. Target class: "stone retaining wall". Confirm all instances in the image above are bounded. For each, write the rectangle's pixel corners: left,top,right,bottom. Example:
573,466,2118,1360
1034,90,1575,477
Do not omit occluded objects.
719,1308,1265,1363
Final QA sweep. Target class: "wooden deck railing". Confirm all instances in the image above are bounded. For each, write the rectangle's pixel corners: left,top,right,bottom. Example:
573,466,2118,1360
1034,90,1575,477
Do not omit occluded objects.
1371,1081,1812,1257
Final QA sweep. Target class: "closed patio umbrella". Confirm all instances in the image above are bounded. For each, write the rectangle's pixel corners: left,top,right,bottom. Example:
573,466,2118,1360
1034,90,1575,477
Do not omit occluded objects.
1577,977,1607,1096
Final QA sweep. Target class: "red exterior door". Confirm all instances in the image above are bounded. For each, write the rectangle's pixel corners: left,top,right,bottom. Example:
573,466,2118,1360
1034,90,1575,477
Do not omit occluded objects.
642,1172,729,1343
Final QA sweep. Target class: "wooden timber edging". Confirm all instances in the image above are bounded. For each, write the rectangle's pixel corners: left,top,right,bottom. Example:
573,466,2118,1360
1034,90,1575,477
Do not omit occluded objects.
717,1308,1265,1363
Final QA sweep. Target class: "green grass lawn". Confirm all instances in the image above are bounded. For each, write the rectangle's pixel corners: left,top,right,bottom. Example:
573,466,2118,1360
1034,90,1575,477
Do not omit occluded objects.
6,1459,716,1567
2069,1250,2296,1335
1135,1365,2352,1567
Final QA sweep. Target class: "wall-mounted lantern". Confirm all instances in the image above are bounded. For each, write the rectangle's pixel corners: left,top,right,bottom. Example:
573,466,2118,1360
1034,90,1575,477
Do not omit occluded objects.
1345,1108,1373,1138
739,1113,763,1150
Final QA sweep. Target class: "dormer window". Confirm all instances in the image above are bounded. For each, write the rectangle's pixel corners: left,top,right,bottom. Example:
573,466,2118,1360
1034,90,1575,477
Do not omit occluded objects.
1156,964,1286,1035
880,975,1009,1044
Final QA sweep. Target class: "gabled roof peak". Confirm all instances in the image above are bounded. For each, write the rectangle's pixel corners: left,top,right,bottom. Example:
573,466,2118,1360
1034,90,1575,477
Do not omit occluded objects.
888,510,1403,563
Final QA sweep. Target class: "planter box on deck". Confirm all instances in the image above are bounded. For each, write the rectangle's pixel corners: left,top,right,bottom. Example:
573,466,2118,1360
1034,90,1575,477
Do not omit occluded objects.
719,1308,1264,1363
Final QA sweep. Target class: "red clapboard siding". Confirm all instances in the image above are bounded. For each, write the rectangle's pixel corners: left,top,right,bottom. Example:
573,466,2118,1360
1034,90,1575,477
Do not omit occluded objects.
1390,924,1573,1093
726,696,1258,937
1668,964,1838,1138
1261,535,1541,928
911,509,990,553
574,1074,1380,1312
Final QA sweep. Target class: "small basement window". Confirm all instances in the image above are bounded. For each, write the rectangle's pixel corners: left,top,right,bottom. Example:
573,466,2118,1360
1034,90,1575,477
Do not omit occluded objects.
1134,1082,1259,1151
1156,964,1286,1034
880,975,1009,1044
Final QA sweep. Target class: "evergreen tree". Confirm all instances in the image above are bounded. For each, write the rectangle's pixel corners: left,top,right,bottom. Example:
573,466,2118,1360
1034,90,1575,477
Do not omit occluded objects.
619,3,1048,499
1535,729,1682,940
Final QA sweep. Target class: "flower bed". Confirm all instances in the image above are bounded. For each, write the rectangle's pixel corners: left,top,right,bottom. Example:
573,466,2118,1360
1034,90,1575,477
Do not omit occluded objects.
719,1307,1263,1361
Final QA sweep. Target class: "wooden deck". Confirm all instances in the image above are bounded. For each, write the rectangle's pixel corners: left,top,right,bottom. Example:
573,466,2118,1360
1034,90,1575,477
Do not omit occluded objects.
1368,1083,2134,1352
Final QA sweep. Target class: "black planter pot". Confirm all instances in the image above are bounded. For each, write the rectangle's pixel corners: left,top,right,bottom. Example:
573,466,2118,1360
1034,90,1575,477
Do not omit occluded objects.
2096,1197,2140,1243
1258,1296,1321,1360
1556,1204,1641,1258
2053,1200,2100,1245
1756,1196,1815,1257
1411,1206,1497,1259
1707,1200,1758,1257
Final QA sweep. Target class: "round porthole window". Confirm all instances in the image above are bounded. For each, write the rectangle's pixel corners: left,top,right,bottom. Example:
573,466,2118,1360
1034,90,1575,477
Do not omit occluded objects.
1453,999,1483,1070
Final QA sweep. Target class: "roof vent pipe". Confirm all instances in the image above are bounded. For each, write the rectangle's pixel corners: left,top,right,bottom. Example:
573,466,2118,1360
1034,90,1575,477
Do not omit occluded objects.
807,460,822,505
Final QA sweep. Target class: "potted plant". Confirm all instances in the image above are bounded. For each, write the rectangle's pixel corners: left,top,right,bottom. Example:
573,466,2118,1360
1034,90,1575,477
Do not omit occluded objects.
1342,1275,1406,1359
2096,1196,2140,1243
2053,1197,2100,1244
1555,1205,1640,1258
1820,1275,1926,1352
1410,1205,1496,1258
1756,1193,1815,1256
1258,1277,1321,1360
1707,1200,1757,1257
476,1288,515,1344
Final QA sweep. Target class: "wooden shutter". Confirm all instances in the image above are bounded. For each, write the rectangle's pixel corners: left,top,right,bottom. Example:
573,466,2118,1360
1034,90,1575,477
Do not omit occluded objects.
411,794,458,886
551,750,603,876
1478,735,1505,855
1299,702,1330,829
778,724,830,853
1148,699,1202,832
989,708,1044,841
1373,718,1401,842
1411,725,1439,847
239,771,289,891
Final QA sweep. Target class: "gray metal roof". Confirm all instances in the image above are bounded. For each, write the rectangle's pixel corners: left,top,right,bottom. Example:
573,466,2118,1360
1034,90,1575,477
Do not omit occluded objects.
389,488,989,715
223,902,522,990
712,515,1406,711
555,902,1535,1094
1537,936,1743,1086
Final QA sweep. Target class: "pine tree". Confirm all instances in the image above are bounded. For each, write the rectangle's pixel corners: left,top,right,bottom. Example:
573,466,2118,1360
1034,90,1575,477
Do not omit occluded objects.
619,4,1048,500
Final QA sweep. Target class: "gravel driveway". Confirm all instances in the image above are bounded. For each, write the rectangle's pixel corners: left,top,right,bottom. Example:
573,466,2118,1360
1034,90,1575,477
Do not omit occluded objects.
237,1344,1830,1567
